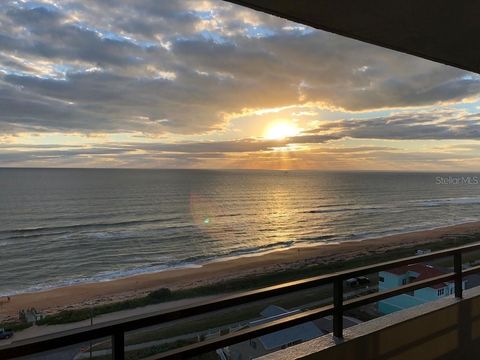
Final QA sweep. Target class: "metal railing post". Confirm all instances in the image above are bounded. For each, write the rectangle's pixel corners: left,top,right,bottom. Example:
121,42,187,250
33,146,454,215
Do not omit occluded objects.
112,331,125,360
454,252,463,299
333,278,343,338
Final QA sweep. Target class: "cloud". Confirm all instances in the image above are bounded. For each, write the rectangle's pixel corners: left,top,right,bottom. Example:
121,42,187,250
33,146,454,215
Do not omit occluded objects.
0,0,479,137
2,105,480,170
2,139,477,170
305,109,480,140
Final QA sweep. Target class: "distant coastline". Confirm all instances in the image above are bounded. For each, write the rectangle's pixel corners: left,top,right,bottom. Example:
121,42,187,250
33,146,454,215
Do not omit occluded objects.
2,219,480,321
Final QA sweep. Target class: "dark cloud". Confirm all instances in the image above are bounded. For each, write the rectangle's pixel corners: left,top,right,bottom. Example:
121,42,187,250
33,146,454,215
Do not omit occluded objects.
306,110,480,140
1,6,148,66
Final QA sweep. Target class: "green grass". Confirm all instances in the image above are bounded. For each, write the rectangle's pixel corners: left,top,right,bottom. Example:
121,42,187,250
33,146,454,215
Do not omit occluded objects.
36,234,480,327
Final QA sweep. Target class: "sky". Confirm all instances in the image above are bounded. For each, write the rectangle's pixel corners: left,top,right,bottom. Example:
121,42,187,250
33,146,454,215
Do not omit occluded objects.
1,0,480,170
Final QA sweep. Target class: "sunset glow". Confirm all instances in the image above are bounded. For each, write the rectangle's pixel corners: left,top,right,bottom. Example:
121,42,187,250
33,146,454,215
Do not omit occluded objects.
0,0,479,170
264,122,299,140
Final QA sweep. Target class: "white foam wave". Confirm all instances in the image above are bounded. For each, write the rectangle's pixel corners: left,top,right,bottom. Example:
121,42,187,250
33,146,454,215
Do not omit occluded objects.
411,197,480,207
0,262,203,297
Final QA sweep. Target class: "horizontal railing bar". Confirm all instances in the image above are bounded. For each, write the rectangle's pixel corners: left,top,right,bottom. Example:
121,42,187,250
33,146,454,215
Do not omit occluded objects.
145,305,334,360
343,273,456,310
334,241,480,279
463,264,480,276
0,277,337,357
149,273,457,360
1,241,479,359
0,323,116,359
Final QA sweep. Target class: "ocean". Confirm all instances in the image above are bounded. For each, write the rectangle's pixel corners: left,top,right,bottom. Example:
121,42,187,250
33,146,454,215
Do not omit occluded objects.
1,168,480,296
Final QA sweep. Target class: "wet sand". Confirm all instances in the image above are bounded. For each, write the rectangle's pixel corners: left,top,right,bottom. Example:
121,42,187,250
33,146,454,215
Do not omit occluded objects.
1,221,480,321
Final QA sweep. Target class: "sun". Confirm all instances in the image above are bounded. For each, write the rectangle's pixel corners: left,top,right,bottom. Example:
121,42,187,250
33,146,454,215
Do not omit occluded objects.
264,121,299,140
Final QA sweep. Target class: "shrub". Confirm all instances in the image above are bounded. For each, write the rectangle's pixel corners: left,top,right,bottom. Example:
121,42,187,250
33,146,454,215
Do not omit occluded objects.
0,320,32,332
148,288,172,301
36,309,92,325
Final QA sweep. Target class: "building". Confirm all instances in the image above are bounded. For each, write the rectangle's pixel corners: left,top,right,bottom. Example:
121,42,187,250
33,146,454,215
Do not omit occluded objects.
218,305,360,359
219,305,324,359
378,263,466,314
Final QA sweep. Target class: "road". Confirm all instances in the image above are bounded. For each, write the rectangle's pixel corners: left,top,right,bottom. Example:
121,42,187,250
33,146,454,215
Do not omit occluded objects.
16,343,90,360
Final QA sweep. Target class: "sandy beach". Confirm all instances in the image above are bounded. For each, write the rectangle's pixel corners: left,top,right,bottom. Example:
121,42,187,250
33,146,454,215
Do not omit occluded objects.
1,220,480,321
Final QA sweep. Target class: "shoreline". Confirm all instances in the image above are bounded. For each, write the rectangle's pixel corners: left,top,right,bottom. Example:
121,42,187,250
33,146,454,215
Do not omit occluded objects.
2,219,475,297
2,220,480,320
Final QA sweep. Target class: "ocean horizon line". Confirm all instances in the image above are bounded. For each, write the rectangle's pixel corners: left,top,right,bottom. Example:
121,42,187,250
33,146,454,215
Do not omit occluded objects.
2,167,480,174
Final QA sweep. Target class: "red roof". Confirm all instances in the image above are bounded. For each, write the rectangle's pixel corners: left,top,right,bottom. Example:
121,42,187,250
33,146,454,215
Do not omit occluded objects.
384,263,449,289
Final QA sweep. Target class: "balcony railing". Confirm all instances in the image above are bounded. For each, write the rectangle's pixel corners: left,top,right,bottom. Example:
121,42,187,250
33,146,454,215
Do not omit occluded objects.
1,242,480,360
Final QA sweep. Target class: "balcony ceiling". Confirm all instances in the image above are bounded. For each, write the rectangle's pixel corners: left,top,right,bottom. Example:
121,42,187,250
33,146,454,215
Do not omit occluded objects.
226,0,480,74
